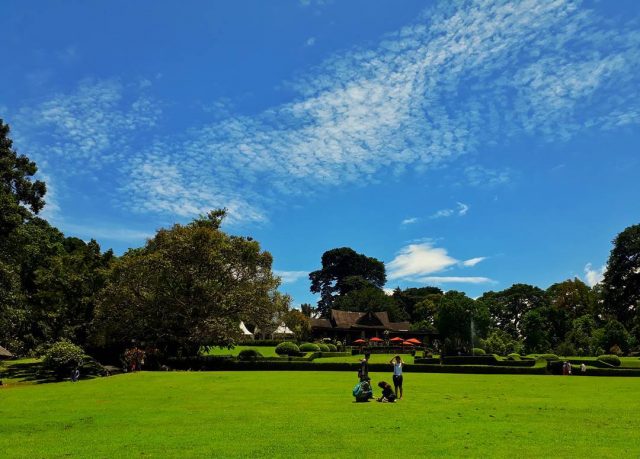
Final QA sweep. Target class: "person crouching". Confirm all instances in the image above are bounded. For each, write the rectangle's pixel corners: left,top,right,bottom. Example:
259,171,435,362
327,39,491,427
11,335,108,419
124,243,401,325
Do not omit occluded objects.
377,381,397,403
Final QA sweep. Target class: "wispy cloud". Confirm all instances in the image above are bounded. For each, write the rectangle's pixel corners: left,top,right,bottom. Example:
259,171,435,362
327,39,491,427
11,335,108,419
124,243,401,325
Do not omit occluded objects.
430,202,469,219
415,276,495,285
62,222,154,243
13,0,640,225
584,263,605,287
463,165,513,188
461,257,486,267
305,37,316,47
274,270,309,284
401,217,418,225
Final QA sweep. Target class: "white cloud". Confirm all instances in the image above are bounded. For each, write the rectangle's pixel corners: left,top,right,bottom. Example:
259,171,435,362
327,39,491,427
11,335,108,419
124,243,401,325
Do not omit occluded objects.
13,0,640,225
401,217,418,225
274,270,309,284
462,257,486,267
383,288,395,296
387,242,459,280
415,276,495,284
306,37,316,47
430,202,469,219
463,166,513,187
584,263,605,287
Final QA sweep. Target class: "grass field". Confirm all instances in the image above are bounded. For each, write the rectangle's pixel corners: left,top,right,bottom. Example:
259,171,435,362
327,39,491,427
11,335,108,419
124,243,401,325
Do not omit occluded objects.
2,371,639,458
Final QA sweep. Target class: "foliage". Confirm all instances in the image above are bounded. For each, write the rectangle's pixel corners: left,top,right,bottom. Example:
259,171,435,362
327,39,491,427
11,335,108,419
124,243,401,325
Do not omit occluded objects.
275,342,300,356
299,343,320,352
554,341,576,357
520,308,551,354
507,353,521,360
283,309,311,341
326,343,337,352
479,329,524,356
435,291,488,353
391,287,443,324
597,319,632,354
42,340,85,378
602,224,640,328
597,354,621,367
479,284,548,339
123,347,146,370
472,348,486,356
317,343,330,352
93,210,289,357
332,284,407,321
309,247,386,317
237,349,263,361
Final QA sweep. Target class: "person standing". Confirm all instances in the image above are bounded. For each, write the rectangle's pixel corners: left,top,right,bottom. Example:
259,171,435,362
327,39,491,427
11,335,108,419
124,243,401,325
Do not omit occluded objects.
390,355,404,399
358,353,371,382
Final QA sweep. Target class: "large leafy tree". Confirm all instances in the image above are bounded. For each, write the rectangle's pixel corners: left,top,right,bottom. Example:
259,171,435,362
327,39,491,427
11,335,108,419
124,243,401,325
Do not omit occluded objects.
0,119,46,235
392,286,443,323
479,284,548,339
602,224,640,329
435,291,487,354
309,247,386,317
93,210,288,357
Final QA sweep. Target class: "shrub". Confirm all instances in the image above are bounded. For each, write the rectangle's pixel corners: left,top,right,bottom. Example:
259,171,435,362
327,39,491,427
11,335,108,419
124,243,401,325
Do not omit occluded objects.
472,348,486,356
597,354,621,367
609,344,623,356
42,340,86,379
555,341,576,357
529,353,559,360
275,342,300,356
507,353,521,360
299,343,321,352
237,349,262,361
326,343,337,352
317,344,330,352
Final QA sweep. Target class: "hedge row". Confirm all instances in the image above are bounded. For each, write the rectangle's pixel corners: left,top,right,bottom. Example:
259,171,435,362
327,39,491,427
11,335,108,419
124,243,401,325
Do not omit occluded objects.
163,359,548,375
414,356,535,367
441,355,499,365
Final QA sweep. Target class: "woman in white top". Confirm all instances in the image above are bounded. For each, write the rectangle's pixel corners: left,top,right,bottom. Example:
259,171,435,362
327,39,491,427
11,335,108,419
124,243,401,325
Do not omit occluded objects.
389,355,404,399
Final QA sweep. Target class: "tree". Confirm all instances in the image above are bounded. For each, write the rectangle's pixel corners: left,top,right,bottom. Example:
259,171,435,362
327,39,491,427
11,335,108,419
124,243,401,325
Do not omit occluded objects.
392,286,443,322
309,247,386,317
520,308,551,354
283,309,311,341
479,329,523,355
565,315,598,356
479,284,548,339
300,303,314,318
93,210,288,357
332,284,407,322
602,224,640,329
0,119,46,235
435,291,483,354
597,319,632,354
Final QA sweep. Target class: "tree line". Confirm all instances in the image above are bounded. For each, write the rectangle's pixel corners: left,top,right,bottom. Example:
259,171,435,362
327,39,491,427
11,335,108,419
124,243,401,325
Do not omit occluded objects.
306,237,640,356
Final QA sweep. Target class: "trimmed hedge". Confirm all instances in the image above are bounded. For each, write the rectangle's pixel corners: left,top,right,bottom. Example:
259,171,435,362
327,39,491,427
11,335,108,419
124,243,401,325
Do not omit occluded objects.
326,343,337,352
237,349,262,361
413,358,441,365
442,355,499,365
317,344,330,352
597,355,621,367
237,340,289,346
299,343,321,352
507,353,521,360
527,354,559,360
472,348,486,356
275,342,300,356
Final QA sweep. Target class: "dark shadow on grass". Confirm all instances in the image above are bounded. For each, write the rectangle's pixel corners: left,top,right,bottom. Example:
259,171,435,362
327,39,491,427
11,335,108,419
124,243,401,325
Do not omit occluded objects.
0,360,57,384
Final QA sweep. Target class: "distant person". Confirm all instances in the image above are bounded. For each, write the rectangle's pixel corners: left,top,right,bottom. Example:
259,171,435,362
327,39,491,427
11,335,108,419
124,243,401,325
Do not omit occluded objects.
562,361,568,376
358,353,371,382
567,362,572,375
377,381,397,403
389,355,404,399
581,363,587,374
71,368,80,382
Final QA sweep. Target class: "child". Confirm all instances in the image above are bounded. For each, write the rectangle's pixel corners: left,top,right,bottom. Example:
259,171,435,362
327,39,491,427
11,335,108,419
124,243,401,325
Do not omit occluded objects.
377,381,396,403
389,355,404,399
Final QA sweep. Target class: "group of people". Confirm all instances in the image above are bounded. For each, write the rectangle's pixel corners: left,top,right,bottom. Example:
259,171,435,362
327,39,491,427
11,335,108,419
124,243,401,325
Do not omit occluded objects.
354,353,405,403
562,361,587,375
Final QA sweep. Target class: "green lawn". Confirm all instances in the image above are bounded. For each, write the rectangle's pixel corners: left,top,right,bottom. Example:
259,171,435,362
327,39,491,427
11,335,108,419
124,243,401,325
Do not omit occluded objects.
314,353,415,364
2,371,639,458
204,345,283,357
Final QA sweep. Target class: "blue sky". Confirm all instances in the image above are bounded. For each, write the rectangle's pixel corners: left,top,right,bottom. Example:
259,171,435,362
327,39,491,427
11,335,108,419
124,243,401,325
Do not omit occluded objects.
2,0,639,307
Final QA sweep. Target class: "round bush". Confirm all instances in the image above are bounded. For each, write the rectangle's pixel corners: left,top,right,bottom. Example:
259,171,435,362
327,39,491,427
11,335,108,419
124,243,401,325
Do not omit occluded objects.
507,353,521,360
472,348,486,356
299,343,321,352
237,349,263,361
275,341,300,356
326,343,337,352
42,340,86,379
597,354,621,367
317,343,330,352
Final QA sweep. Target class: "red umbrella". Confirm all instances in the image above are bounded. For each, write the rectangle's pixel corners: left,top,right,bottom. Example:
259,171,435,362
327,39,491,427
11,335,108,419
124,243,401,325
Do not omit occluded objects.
353,339,366,344
402,341,414,346
390,337,404,342
407,338,422,345
369,337,383,342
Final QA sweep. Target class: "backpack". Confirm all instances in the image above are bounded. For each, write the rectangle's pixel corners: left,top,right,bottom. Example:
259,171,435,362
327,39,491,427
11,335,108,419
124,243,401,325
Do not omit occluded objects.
353,381,372,401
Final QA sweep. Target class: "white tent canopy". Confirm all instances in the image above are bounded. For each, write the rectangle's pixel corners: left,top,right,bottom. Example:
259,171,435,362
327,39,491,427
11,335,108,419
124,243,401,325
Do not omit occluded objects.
273,323,294,336
239,321,254,338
